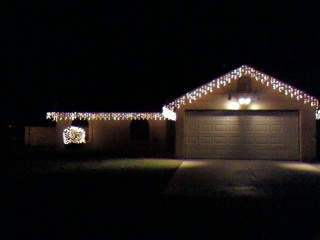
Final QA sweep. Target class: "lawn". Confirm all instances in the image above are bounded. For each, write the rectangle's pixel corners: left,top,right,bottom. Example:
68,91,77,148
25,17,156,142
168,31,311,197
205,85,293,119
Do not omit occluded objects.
1,157,184,239
2,157,183,205
1,157,182,178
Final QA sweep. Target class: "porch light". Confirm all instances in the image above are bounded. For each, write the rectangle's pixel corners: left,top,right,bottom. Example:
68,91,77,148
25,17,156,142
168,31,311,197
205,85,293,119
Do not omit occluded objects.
238,97,251,105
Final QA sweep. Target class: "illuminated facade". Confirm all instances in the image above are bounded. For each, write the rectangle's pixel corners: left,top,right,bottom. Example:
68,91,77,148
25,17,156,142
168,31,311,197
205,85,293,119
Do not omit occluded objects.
27,65,319,160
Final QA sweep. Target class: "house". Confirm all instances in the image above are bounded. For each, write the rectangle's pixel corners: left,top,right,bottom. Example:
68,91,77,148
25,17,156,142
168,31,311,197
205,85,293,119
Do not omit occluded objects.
26,65,320,160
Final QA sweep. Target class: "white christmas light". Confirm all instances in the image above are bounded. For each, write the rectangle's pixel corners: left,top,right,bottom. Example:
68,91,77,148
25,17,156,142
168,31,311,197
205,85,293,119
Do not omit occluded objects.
47,112,170,122
63,126,86,144
45,65,320,121
162,106,177,121
164,65,319,119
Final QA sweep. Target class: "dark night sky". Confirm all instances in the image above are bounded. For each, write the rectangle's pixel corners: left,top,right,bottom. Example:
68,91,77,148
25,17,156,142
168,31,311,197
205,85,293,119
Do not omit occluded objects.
2,0,320,126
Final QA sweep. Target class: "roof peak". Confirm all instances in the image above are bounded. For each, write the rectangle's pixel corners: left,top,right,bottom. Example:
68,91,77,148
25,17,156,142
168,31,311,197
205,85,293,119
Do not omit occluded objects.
165,65,318,110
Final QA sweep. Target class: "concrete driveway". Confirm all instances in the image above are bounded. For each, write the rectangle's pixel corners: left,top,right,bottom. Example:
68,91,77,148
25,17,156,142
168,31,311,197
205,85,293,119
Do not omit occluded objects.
160,160,320,239
163,159,320,199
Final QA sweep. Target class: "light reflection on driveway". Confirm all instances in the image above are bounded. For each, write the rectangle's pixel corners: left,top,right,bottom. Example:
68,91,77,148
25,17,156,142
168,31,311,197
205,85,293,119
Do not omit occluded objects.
163,160,320,198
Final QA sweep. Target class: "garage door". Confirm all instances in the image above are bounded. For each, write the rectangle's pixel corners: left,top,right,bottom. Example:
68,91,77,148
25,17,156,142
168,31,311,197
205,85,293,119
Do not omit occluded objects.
185,110,299,160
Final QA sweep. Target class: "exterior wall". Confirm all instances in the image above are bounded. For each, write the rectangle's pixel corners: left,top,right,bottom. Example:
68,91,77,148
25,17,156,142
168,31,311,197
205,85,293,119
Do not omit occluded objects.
175,77,317,160
24,127,57,146
55,119,73,150
53,119,171,157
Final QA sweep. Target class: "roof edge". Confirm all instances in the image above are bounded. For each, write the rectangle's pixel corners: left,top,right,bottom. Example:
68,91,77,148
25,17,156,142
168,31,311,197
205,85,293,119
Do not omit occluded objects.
165,64,319,110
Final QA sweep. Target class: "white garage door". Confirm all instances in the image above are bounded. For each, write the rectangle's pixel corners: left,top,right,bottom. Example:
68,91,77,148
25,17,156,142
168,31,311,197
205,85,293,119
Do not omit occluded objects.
185,110,299,160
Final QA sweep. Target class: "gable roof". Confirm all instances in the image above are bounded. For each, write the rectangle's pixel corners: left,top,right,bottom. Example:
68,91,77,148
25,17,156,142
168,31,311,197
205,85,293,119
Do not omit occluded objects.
164,65,319,112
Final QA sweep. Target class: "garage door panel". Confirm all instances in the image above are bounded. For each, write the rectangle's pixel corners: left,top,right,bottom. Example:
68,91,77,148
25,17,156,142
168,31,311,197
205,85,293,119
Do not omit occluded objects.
214,125,226,131
186,136,199,144
269,133,286,138
186,133,199,138
215,137,226,144
199,149,214,158
227,137,255,144
198,131,213,137
256,137,269,144
227,137,242,144
270,137,284,144
200,136,212,144
199,117,214,124
186,125,198,133
242,125,255,132
186,149,199,158
228,124,255,132
285,125,298,133
214,118,229,124
214,132,229,138
255,124,269,132
270,116,287,122
185,110,299,160
215,149,229,158
200,125,212,132
185,117,199,124
270,124,284,132
225,117,240,123
227,125,240,131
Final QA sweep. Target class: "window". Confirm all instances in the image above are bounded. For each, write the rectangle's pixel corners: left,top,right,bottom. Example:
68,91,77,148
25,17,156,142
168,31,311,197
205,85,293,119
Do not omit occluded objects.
130,119,149,141
237,76,252,93
71,119,89,141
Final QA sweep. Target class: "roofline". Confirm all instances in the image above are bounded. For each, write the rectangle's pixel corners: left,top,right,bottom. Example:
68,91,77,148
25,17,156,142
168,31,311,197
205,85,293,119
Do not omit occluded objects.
46,112,168,121
164,64,319,110
46,65,320,121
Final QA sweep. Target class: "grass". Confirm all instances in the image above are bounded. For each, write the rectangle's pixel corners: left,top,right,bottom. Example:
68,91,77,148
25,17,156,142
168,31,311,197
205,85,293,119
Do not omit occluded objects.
63,158,182,171
1,157,183,202
1,156,182,176
1,156,184,239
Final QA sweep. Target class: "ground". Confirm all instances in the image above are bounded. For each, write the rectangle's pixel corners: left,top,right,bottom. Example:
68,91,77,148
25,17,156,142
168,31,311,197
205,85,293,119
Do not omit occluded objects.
1,153,320,240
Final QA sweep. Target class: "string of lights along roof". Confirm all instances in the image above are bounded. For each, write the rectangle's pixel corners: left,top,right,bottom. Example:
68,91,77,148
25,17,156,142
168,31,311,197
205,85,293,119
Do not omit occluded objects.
46,112,167,121
165,65,319,110
46,65,320,121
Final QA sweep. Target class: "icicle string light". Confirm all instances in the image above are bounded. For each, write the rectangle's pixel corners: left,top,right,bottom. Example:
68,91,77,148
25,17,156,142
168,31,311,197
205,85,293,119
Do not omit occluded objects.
164,65,319,119
47,112,167,122
46,65,320,121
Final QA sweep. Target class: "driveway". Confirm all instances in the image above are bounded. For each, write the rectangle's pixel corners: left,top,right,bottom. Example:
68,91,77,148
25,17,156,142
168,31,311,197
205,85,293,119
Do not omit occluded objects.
163,160,320,199
161,160,320,240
